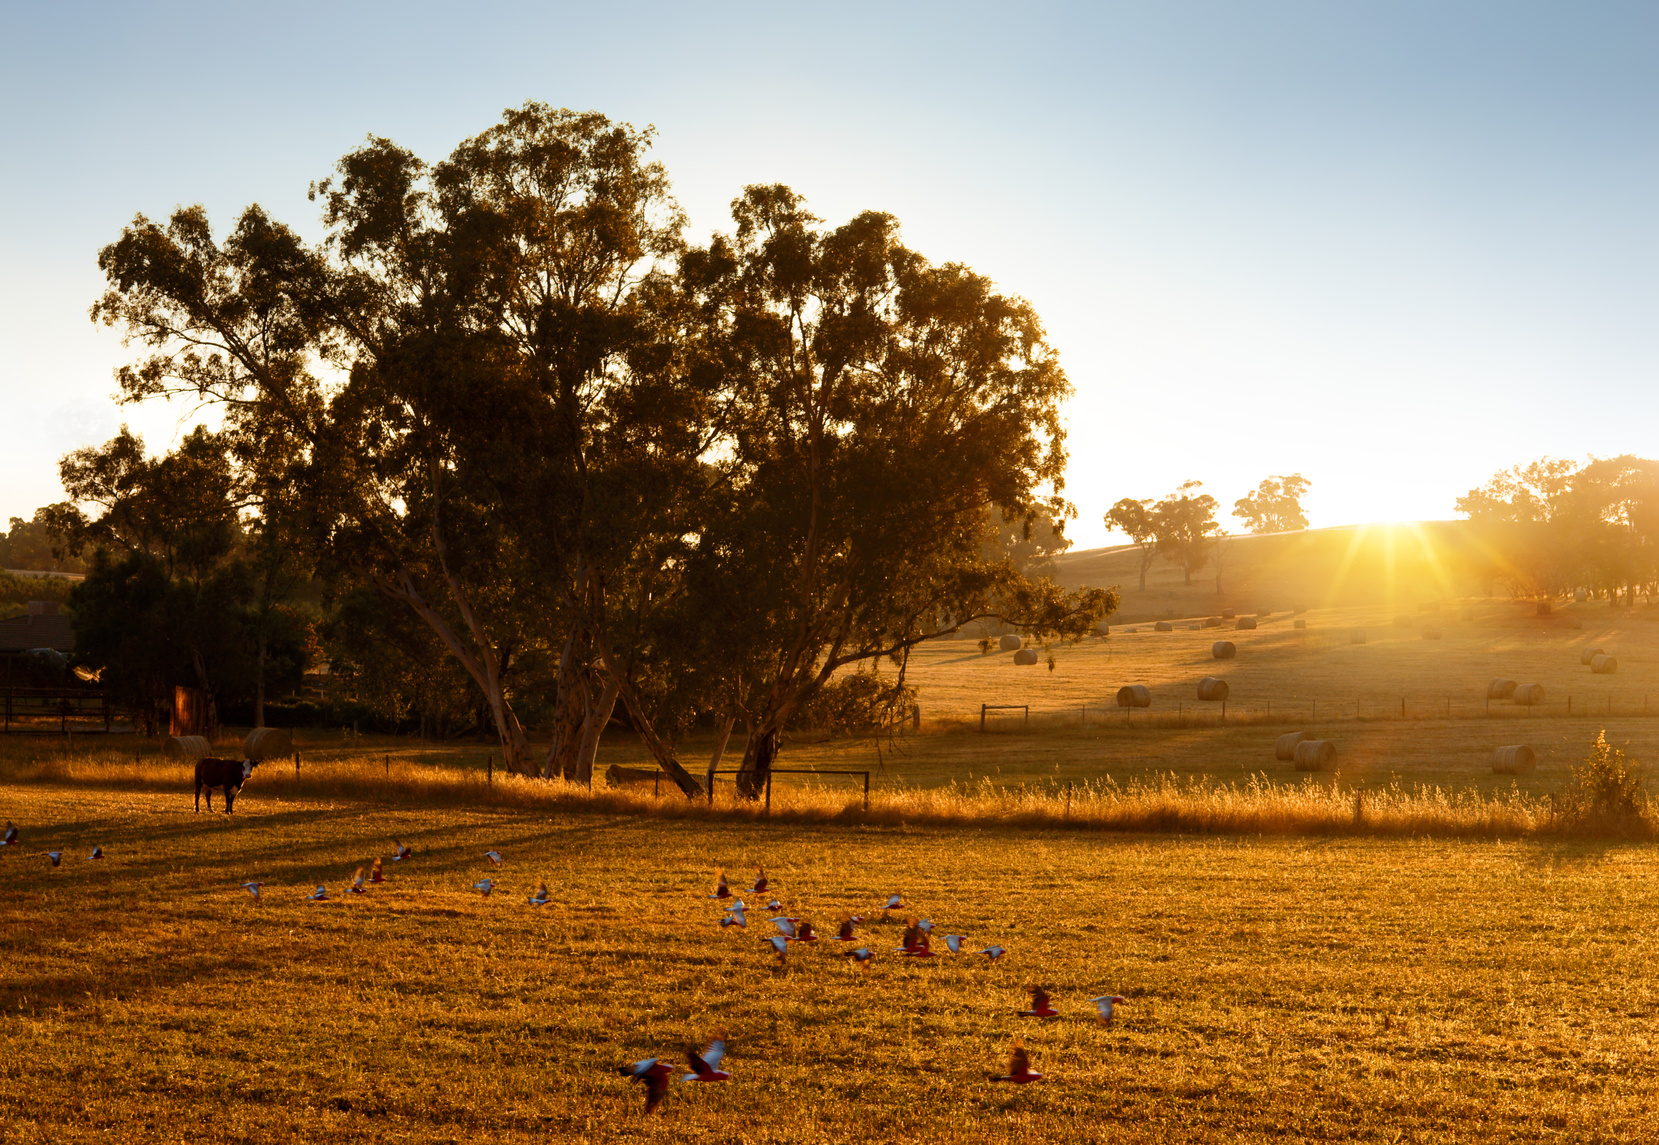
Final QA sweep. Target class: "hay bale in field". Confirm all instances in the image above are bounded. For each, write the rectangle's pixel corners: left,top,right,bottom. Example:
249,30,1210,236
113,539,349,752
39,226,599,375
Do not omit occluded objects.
1567,617,1583,630
243,727,292,761
1575,589,1588,602
606,764,661,787
1221,609,1236,620
1154,621,1173,632
1487,678,1518,700
1188,624,1202,631
1095,624,1110,637
1421,626,1442,640
1275,731,1309,761
1203,616,1223,628
1350,628,1367,644
1591,654,1618,675
1536,600,1552,616
1512,683,1545,705
1212,640,1237,660
1236,616,1257,630
1293,739,1337,771
1491,745,1537,775
163,735,211,760
1196,676,1229,702
1580,647,1604,666
1293,618,1307,629
1013,648,1039,665
998,634,1023,651
1116,684,1152,708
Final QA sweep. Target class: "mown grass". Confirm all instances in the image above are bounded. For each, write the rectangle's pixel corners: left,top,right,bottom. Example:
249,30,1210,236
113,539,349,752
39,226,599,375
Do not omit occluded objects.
5,781,1659,1143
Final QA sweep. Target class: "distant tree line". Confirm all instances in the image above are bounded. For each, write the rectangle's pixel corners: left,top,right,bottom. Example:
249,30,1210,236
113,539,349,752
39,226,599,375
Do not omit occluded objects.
51,103,1112,797
1456,455,1659,604
1105,474,1311,591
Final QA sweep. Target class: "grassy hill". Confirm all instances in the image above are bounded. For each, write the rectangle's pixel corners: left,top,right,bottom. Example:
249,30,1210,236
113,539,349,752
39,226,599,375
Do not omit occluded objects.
1052,521,1489,623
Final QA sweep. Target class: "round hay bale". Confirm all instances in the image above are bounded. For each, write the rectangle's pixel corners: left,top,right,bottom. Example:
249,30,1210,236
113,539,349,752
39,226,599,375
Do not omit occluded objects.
1512,683,1545,706
1125,627,1138,633
1012,648,1039,665
1212,640,1237,660
1275,731,1309,761
1292,618,1307,629
1487,678,1518,700
1221,609,1236,620
1350,628,1367,644
1421,626,1442,640
1188,624,1202,631
1095,624,1110,637
1575,589,1588,602
1203,616,1223,628
163,735,211,761
1568,617,1584,630
1116,684,1152,708
1154,621,1174,632
1491,745,1537,775
1293,739,1337,771
1591,654,1618,675
1235,616,1257,630
243,727,292,761
1536,600,1552,616
1579,647,1604,666
998,634,1023,651
1196,676,1229,702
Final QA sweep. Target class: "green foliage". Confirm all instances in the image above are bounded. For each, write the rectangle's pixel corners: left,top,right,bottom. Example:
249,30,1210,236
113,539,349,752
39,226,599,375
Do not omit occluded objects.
1554,730,1649,827
1232,473,1311,534
1152,480,1219,586
787,670,917,735
0,505,84,573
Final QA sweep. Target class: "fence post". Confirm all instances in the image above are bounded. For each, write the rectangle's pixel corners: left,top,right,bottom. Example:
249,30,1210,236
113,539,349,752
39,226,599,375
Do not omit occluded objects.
764,771,772,817
980,704,987,732
385,754,390,777
1221,700,1226,723
655,771,661,798
1568,696,1572,715
1065,780,1073,822
487,755,493,785
295,751,300,776
1400,697,1405,718
863,770,870,813
1023,706,1029,727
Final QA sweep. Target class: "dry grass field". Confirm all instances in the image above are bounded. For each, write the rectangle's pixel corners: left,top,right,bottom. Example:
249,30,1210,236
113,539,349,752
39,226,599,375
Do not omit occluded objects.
5,780,1659,1143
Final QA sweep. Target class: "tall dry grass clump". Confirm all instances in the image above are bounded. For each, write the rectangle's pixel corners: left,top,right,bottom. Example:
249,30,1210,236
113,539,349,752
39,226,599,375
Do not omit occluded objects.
1550,729,1652,838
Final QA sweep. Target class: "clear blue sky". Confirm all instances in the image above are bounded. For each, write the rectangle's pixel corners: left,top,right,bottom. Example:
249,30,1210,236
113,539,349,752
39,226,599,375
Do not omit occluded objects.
2,1,1654,549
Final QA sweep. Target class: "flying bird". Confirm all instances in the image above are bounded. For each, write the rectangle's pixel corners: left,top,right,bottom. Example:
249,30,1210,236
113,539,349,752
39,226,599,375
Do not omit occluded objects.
897,920,933,956
474,878,495,897
751,868,769,893
681,1038,731,1083
844,946,875,965
764,935,789,964
368,858,384,884
720,907,747,929
1091,996,1127,1026
484,851,502,867
709,869,731,899
348,867,367,894
765,899,784,913
527,881,551,906
882,894,904,911
978,945,1007,961
916,918,934,934
241,881,264,900
771,917,799,940
794,919,818,943
1019,985,1059,1018
305,886,329,901
392,841,413,861
942,934,967,954
88,845,104,860
834,915,858,942
993,1038,1044,1084
723,899,746,914
2,822,17,846
618,1058,674,1114
45,852,62,867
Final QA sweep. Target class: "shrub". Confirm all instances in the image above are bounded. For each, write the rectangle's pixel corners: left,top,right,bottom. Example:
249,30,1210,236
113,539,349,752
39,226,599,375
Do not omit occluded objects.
788,671,917,735
1553,730,1649,830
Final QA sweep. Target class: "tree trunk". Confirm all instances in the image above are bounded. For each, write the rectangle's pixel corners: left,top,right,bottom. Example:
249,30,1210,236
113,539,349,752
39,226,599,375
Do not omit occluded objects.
705,715,737,792
572,673,620,787
593,637,702,798
254,629,267,730
736,725,780,800
544,626,590,779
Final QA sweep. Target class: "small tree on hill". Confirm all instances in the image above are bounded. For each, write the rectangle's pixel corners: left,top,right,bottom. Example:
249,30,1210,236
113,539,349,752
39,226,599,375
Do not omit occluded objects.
1153,481,1218,587
1105,497,1158,590
1233,474,1311,534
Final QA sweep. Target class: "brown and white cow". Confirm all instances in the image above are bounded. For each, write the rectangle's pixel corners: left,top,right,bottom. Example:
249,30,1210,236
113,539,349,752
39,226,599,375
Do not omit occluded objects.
194,757,257,813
